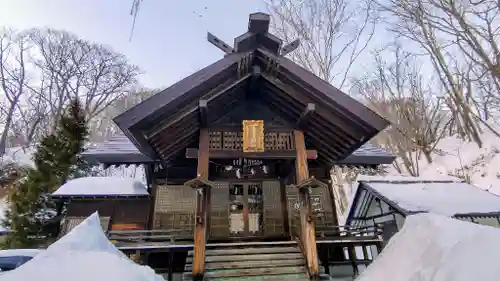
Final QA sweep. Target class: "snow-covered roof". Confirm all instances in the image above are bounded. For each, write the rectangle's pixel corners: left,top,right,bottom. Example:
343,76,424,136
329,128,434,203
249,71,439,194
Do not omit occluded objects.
82,134,155,164
52,177,149,198
356,213,500,281
82,132,395,165
0,212,164,281
359,175,500,216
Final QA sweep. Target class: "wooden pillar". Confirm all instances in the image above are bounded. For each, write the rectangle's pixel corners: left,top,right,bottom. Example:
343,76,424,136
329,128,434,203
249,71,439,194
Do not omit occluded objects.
294,130,319,279
192,128,210,280
347,245,359,277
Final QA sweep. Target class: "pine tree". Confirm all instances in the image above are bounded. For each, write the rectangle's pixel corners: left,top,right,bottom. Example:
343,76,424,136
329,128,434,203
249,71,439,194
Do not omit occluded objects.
2,99,89,248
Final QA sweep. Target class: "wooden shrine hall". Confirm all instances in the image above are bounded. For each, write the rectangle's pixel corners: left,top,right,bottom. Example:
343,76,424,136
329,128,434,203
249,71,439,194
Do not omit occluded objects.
79,12,394,281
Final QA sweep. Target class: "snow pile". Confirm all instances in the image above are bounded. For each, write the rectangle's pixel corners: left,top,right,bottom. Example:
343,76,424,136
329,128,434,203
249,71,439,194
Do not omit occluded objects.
52,176,149,197
357,175,500,216
355,213,500,281
0,212,164,281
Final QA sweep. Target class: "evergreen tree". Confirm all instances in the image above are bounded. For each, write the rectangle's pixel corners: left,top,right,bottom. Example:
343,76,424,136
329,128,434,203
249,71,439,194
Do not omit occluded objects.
2,99,89,248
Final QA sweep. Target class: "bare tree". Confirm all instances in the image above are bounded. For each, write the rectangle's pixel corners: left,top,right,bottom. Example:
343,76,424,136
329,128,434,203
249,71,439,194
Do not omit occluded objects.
0,29,29,155
265,0,378,87
376,0,500,146
0,28,140,149
27,28,140,133
89,88,155,141
352,44,450,175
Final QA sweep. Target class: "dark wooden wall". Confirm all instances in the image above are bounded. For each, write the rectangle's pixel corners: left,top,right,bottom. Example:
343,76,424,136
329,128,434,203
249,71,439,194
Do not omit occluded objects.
66,198,151,228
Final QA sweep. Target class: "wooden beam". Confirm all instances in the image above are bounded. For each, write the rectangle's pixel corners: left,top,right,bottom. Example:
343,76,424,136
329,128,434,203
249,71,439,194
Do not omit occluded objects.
296,103,315,129
207,32,234,54
281,39,300,57
185,148,318,160
294,130,319,279
147,74,251,139
199,100,208,128
192,129,210,280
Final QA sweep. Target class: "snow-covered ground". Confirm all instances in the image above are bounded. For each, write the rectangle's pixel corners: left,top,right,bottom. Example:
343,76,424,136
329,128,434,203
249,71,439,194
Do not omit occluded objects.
386,129,500,194
0,212,164,281
355,213,500,281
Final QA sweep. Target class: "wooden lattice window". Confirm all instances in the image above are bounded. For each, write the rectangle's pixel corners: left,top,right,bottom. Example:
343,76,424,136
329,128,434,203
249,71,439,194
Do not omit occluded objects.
60,216,110,237
153,185,196,233
209,130,295,151
264,132,294,151
222,131,242,150
209,131,222,150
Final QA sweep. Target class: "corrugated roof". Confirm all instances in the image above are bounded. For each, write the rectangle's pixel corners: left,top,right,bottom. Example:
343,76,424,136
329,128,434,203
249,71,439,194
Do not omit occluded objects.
82,132,395,165
360,176,500,216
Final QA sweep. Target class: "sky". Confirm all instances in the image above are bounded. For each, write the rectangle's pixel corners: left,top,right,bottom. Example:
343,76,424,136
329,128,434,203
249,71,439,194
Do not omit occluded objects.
0,0,267,89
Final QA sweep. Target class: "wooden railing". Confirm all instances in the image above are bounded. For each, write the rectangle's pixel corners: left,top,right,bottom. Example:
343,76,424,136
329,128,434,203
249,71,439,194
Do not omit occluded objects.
315,225,384,279
107,229,193,249
316,225,383,238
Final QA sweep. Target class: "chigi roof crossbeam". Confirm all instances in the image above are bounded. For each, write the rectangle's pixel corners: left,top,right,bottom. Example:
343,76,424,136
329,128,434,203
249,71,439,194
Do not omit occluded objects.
207,12,300,56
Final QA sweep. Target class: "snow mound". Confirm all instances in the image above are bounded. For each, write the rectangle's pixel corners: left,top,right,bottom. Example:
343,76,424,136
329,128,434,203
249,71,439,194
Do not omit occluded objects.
52,177,149,197
0,212,164,281
355,213,500,281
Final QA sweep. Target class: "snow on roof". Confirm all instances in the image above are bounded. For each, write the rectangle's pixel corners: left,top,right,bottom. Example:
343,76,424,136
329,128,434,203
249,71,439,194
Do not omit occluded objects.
359,175,500,216
0,212,164,281
52,177,149,197
356,213,500,281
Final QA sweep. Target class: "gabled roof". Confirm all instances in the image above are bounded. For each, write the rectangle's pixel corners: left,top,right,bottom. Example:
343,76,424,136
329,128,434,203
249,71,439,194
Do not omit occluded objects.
113,13,390,164
346,175,500,223
82,132,395,166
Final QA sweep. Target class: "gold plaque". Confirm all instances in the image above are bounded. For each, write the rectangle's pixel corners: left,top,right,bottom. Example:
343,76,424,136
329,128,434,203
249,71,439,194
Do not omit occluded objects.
242,120,264,152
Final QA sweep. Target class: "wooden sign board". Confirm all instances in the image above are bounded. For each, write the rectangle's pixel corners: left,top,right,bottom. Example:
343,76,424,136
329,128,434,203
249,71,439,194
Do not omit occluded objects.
242,120,264,152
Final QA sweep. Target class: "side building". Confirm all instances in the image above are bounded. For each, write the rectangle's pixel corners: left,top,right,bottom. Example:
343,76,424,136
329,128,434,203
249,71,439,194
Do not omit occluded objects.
346,175,500,246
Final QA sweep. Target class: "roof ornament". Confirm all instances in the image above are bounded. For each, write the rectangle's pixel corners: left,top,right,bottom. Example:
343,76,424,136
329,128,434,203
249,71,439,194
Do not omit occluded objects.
207,12,300,57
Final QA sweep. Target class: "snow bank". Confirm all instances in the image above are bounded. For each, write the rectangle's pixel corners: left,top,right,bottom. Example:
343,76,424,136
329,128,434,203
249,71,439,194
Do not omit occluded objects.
0,212,164,281
355,213,500,281
52,176,149,197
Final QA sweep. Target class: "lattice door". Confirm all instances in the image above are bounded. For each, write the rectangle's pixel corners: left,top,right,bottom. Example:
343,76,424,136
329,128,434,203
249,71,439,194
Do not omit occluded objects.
286,185,300,237
209,182,230,238
262,180,284,236
153,185,196,234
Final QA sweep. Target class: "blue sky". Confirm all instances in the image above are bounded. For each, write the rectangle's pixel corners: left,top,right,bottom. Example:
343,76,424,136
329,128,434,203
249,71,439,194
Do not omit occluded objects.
0,0,267,89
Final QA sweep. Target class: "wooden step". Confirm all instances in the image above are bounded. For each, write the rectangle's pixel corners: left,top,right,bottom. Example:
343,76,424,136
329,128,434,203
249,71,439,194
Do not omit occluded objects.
186,252,303,263
185,258,305,271
206,240,297,248
205,266,306,278
184,273,309,281
195,246,301,256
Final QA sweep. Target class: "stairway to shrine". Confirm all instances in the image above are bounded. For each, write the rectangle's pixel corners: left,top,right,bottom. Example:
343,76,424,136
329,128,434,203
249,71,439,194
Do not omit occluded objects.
184,241,309,281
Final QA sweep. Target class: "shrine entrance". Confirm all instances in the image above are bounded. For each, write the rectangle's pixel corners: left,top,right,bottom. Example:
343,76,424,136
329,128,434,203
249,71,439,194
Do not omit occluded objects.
228,182,264,238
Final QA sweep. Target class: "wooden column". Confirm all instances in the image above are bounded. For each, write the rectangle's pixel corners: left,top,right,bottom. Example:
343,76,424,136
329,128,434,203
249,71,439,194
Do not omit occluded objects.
294,130,319,279
192,128,210,280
